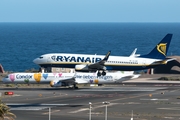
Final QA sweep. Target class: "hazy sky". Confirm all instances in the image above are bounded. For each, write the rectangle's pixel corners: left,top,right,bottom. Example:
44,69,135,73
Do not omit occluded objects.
0,0,180,22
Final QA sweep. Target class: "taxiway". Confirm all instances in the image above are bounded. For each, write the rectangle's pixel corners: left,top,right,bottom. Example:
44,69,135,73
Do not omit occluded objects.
1,85,180,120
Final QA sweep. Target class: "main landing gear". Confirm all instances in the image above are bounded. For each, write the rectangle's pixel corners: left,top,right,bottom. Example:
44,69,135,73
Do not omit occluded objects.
68,83,78,89
15,83,18,89
97,71,106,77
73,84,79,89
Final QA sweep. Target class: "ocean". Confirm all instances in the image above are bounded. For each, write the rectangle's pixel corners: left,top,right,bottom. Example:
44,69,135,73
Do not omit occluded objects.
0,22,180,72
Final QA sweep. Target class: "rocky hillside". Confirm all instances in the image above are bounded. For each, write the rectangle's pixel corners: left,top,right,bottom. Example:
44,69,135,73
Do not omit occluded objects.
154,56,180,74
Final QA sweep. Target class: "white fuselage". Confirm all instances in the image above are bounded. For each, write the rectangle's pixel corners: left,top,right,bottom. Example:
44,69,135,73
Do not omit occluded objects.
75,71,140,84
33,34,172,72
2,73,74,84
2,71,140,85
33,53,162,71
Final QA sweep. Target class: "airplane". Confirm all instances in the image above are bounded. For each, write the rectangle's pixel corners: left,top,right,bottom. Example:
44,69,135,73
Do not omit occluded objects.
33,34,173,76
2,71,140,89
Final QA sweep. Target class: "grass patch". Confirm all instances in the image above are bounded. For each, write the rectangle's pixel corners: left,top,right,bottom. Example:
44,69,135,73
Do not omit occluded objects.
158,76,180,81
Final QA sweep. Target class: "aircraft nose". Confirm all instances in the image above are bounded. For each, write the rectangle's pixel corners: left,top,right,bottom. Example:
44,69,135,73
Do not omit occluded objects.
33,58,40,64
2,77,10,83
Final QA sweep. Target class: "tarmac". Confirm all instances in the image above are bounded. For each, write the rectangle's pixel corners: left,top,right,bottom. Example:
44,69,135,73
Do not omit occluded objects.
1,74,180,120
0,85,180,120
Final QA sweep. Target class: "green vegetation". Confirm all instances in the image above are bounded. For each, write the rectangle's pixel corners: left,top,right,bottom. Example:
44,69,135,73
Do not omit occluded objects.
5,84,15,87
158,76,180,81
0,99,16,120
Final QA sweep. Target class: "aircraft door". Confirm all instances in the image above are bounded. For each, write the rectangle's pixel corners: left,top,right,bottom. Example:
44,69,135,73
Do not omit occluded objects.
48,55,57,62
47,57,52,62
142,60,146,68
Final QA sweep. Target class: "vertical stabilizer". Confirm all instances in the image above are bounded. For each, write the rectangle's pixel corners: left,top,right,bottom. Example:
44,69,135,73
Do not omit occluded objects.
140,34,172,59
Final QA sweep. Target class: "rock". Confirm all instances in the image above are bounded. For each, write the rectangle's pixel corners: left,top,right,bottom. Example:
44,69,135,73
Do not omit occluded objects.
154,56,180,74
0,64,4,73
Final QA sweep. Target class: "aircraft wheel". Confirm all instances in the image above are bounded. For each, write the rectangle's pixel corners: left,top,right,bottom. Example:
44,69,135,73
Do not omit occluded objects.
97,71,101,76
15,84,18,89
102,71,106,76
73,84,79,89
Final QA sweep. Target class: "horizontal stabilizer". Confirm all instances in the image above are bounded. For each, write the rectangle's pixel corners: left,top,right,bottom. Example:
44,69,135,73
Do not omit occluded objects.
129,48,140,57
152,58,176,65
115,71,134,74
130,74,141,79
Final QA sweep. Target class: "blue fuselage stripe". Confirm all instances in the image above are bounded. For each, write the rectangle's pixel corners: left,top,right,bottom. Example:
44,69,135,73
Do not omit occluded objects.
39,64,160,71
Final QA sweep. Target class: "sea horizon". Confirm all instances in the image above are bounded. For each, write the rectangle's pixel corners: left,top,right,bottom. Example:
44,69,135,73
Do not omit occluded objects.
0,22,180,72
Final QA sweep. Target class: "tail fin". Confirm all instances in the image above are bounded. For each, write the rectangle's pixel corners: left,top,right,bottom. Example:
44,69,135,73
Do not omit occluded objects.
140,34,173,59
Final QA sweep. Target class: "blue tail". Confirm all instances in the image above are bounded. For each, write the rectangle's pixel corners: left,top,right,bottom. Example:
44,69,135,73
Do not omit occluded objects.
140,34,173,59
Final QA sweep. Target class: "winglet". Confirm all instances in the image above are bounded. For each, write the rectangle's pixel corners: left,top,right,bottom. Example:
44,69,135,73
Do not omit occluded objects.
130,48,137,57
103,51,111,61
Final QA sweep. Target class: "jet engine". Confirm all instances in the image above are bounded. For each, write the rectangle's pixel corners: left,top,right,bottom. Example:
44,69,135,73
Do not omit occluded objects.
75,65,89,71
50,80,62,87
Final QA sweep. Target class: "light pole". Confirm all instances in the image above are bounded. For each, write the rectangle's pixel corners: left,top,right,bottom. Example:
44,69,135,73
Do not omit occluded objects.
102,101,110,120
89,102,92,120
131,110,133,120
49,107,51,120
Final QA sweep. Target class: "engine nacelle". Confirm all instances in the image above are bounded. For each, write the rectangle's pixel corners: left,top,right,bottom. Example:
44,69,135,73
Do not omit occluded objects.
75,65,89,71
50,80,62,87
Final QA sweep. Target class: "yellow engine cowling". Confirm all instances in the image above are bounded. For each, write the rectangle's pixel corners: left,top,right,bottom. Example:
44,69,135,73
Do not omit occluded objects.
75,65,89,71
50,80,62,87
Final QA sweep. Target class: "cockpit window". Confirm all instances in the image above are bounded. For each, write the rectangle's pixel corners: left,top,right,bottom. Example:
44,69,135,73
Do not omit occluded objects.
39,56,43,59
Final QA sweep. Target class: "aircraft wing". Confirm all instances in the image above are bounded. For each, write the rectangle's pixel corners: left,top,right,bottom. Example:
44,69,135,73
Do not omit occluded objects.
50,75,76,87
88,51,111,70
58,77,75,82
115,74,140,82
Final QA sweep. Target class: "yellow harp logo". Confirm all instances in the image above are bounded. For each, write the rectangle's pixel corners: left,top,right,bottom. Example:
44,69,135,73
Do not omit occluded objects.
157,43,167,56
